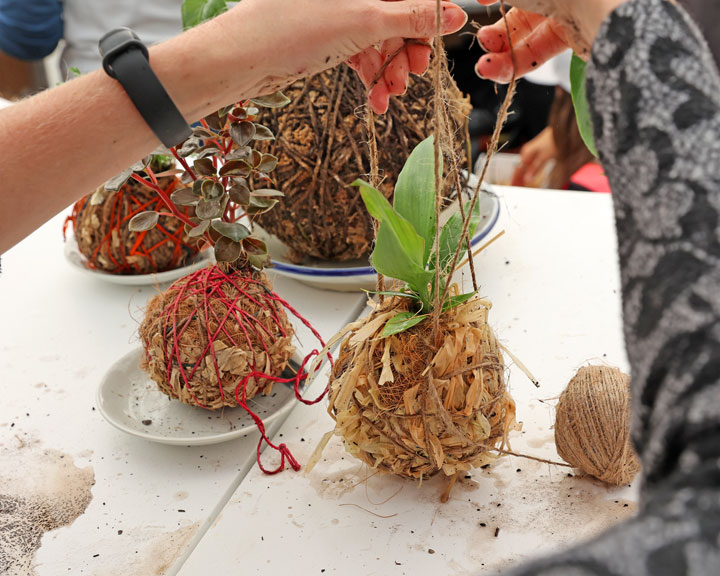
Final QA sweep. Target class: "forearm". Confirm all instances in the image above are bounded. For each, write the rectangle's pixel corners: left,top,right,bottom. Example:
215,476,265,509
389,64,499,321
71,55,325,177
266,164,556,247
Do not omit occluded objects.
0,8,263,254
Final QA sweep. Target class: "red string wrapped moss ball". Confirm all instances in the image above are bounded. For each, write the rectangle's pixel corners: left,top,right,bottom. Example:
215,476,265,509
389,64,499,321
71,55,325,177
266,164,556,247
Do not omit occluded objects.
138,264,295,409
66,175,199,275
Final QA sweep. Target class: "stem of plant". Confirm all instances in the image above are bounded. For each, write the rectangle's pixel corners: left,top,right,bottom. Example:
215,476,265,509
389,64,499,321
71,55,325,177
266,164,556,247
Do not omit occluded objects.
130,173,195,229
171,148,197,182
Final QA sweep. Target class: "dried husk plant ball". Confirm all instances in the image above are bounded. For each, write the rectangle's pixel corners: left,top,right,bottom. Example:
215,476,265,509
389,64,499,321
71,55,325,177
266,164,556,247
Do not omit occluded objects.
255,63,472,262
139,265,295,408
320,136,517,481
554,366,640,486
329,294,516,479
66,156,199,274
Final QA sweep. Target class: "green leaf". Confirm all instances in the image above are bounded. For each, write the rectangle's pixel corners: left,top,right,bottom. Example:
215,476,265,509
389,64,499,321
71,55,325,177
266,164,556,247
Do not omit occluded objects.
442,291,477,312
201,179,224,199
435,198,481,273
230,121,256,147
394,136,438,265
570,54,598,158
128,211,159,232
68,66,82,77
257,153,278,173
203,111,224,131
228,183,250,205
355,179,432,303
104,168,133,192
196,197,224,219
251,188,284,198
365,290,421,301
193,158,216,177
176,137,202,157
170,187,200,207
382,312,428,337
219,160,252,178
247,196,279,215
214,236,242,262
181,0,227,30
252,124,275,141
187,218,210,238
250,91,291,109
243,237,270,269
211,220,251,242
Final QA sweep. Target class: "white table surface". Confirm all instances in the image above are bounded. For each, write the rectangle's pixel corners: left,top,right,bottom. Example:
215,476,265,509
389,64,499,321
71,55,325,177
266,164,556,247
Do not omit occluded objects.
1,186,638,576
0,212,365,575
177,186,638,575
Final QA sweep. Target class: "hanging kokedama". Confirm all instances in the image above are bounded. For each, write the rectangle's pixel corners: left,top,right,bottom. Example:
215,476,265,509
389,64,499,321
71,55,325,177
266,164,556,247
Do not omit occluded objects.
255,64,472,262
326,136,517,482
122,92,330,474
65,156,199,274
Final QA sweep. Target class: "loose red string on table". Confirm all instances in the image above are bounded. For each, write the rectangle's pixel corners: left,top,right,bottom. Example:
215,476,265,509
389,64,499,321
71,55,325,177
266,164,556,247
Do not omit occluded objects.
155,266,333,473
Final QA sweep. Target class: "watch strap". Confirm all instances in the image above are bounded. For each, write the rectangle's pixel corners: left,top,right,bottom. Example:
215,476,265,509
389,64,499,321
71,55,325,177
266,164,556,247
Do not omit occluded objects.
99,28,192,148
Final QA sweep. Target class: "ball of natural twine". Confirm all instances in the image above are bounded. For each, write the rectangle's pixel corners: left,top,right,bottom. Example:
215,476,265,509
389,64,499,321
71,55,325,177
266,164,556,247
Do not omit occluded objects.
554,366,640,485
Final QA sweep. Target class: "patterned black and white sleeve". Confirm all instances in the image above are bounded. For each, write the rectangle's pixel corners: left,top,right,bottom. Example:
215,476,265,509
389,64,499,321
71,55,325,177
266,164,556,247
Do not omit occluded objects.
505,0,720,574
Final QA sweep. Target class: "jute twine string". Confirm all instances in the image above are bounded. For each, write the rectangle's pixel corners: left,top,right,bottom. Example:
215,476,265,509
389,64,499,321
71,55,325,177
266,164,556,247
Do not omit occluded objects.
555,366,640,486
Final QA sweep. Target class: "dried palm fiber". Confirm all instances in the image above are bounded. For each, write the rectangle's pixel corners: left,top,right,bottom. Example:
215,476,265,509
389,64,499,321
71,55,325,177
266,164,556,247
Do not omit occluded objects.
65,176,199,274
139,264,296,410
554,366,640,485
327,293,517,479
255,63,471,263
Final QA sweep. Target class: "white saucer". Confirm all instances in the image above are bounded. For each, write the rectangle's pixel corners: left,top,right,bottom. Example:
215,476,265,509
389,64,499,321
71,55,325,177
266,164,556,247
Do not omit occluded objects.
64,234,212,286
96,347,305,446
258,178,501,292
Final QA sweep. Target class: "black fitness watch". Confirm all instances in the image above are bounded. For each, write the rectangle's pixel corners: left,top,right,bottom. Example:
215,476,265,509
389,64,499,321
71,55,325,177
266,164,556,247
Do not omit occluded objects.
99,28,192,148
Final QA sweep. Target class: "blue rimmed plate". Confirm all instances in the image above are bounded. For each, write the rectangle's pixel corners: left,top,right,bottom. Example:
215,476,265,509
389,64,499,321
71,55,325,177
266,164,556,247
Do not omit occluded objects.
258,179,501,292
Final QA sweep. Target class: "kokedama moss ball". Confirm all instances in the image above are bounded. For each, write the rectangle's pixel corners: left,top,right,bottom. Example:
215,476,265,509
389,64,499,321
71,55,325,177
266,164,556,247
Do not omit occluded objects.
555,366,640,485
256,63,471,263
139,265,295,409
328,295,516,479
69,176,199,274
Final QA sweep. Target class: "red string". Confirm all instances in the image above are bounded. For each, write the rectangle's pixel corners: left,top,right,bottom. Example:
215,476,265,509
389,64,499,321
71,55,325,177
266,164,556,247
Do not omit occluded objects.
64,179,197,273
154,265,333,473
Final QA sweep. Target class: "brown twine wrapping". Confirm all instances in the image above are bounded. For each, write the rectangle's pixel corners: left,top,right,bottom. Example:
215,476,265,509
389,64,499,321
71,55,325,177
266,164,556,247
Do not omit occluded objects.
139,268,295,410
71,176,199,274
555,366,640,486
256,64,470,263
328,293,517,479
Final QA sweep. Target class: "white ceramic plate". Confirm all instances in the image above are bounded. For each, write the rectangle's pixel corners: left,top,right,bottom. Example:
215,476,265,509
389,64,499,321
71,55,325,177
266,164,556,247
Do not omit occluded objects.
96,347,304,446
64,234,212,286
258,177,501,292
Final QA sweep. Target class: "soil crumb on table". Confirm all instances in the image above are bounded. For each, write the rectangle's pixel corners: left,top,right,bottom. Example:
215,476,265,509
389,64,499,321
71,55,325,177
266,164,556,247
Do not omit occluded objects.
0,439,95,576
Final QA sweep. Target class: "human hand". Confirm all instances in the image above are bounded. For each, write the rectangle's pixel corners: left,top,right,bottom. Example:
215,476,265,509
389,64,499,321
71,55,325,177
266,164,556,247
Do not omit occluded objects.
511,126,556,186
474,1,626,83
223,0,467,114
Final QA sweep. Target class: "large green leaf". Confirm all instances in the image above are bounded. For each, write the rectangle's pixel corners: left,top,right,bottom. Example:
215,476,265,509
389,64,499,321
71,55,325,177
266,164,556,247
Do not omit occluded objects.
355,179,432,302
394,136,439,264
382,312,428,338
570,54,598,158
181,0,227,30
371,224,433,308
435,198,481,273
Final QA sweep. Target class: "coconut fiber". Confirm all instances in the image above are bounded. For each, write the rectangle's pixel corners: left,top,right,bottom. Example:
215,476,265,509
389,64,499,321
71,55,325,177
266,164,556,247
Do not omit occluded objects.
66,176,199,274
256,64,471,263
